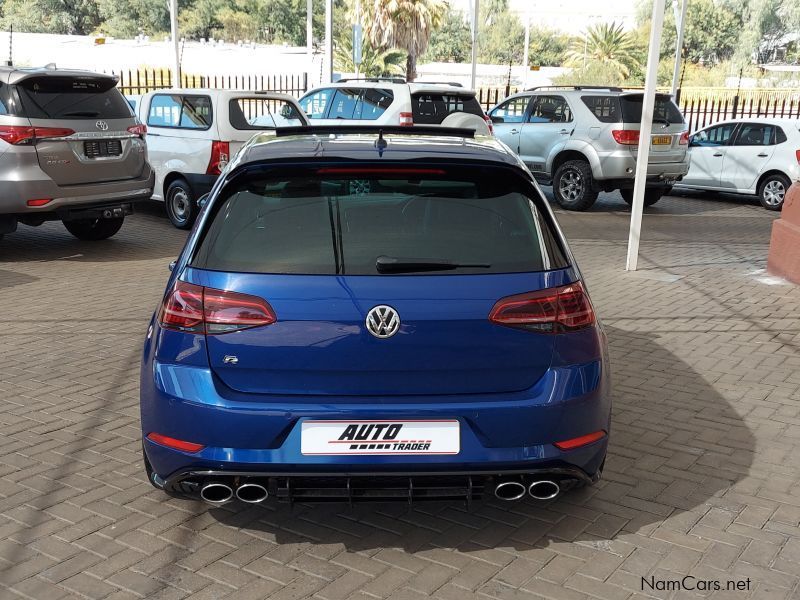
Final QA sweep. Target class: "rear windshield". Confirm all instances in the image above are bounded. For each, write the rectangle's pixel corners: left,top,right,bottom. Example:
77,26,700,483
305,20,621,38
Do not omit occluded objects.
228,97,305,129
15,76,132,120
581,94,684,124
411,93,484,124
192,168,566,275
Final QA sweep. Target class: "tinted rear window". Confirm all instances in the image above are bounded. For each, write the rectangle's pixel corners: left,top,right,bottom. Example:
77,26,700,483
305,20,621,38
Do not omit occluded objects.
16,76,132,119
581,94,684,124
411,93,483,124
192,168,565,275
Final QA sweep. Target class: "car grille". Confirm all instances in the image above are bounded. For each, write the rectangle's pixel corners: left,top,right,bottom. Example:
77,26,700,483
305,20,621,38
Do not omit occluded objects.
84,139,122,158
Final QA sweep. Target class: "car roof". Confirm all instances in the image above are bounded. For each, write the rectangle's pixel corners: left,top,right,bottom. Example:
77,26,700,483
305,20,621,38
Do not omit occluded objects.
233,130,524,171
303,80,476,96
142,88,298,103
697,117,800,130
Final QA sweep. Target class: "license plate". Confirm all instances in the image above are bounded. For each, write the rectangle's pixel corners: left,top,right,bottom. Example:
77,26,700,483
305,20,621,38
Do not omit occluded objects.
84,139,122,158
652,135,672,145
301,420,460,455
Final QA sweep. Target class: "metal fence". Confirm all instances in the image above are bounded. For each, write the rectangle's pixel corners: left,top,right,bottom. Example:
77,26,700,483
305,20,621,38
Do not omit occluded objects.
110,68,308,97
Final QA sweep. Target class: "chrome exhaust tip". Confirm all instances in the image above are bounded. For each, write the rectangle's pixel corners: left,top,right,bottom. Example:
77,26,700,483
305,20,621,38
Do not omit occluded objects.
200,482,234,504
528,480,560,501
494,480,527,501
235,483,268,503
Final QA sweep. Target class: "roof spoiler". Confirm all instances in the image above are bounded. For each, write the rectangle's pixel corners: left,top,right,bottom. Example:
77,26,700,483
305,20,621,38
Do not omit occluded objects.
273,125,476,138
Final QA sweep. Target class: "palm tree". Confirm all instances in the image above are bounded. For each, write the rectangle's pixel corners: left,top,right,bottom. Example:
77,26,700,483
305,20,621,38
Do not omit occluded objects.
566,22,640,79
334,33,407,77
364,0,447,81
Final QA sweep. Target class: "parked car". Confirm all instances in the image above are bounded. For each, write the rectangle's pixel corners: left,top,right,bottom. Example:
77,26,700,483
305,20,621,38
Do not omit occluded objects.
488,86,690,210
137,89,308,229
140,125,611,505
298,78,492,135
674,118,800,210
0,66,154,242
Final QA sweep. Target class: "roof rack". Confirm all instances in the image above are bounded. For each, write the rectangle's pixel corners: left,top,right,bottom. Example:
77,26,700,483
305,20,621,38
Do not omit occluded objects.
525,85,624,92
411,81,464,88
336,77,407,84
273,125,475,139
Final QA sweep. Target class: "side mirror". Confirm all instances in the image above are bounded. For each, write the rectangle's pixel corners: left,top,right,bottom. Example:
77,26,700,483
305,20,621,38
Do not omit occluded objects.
490,114,504,124
168,260,176,272
198,193,210,209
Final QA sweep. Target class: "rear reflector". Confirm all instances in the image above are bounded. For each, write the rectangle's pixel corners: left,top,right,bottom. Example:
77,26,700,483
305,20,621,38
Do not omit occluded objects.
612,130,640,145
147,432,205,453
317,167,446,175
26,198,52,207
489,282,596,333
157,280,276,335
554,430,607,451
399,111,414,126
796,149,800,165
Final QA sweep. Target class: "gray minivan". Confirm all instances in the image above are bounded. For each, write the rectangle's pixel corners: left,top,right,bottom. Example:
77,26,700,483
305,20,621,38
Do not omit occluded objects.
0,67,154,242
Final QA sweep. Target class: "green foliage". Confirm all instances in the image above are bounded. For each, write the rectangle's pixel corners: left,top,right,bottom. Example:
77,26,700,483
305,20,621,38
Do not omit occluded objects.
478,10,524,64
552,62,627,87
566,22,641,78
1,0,101,35
424,9,471,63
334,28,406,76
527,27,572,68
654,0,742,64
96,0,169,37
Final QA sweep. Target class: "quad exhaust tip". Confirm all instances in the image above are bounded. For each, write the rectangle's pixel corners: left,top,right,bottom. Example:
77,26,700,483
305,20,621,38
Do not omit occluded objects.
494,480,527,501
528,480,560,501
200,482,234,504
235,483,269,503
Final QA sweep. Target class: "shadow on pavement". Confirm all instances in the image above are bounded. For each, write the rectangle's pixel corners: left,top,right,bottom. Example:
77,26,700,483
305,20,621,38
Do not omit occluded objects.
201,324,755,553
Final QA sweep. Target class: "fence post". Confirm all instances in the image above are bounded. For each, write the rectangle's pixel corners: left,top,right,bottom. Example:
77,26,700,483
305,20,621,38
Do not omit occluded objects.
731,95,739,119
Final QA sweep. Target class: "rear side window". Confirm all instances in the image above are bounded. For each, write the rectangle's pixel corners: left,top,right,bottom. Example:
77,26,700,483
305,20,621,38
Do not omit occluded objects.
528,95,572,123
229,97,305,129
734,123,776,146
776,127,787,144
147,94,212,129
693,123,736,147
329,88,361,119
15,76,132,119
412,93,483,124
192,168,567,275
581,96,620,123
299,88,334,119
357,88,393,120
620,94,684,124
490,96,530,124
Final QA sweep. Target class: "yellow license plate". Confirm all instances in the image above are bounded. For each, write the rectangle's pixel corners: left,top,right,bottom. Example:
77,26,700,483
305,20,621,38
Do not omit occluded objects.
652,135,672,145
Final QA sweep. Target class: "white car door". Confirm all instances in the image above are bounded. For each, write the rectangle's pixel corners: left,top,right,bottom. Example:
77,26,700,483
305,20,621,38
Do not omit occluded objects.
488,95,532,154
720,122,778,192
684,122,738,189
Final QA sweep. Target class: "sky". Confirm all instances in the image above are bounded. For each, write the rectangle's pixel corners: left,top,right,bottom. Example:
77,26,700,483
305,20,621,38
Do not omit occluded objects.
450,0,639,33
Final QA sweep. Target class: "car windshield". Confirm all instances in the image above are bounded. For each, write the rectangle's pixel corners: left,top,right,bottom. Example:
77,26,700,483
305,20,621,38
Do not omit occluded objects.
191,166,566,275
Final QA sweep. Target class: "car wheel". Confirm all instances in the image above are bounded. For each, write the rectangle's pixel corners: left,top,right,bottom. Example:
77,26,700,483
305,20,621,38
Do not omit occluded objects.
166,178,198,229
553,160,598,211
758,173,790,211
620,187,669,207
63,216,124,240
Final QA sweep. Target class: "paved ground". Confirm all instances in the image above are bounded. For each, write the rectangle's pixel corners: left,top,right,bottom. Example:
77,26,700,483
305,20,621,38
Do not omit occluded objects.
1,190,799,600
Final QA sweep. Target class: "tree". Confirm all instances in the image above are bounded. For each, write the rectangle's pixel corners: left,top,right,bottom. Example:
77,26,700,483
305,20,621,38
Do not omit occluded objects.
334,29,406,76
565,22,641,79
364,0,447,81
478,8,524,64
1,0,101,35
97,0,169,38
527,27,572,68
424,8,471,63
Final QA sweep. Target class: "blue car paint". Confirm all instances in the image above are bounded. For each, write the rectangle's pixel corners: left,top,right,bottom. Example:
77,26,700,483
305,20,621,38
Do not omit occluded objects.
140,143,611,490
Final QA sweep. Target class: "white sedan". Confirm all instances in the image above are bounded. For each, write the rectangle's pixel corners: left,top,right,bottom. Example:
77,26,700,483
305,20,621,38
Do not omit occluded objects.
676,118,800,210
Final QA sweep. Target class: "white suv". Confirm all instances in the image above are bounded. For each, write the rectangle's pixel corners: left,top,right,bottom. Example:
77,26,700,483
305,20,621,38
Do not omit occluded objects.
137,89,307,228
298,79,492,135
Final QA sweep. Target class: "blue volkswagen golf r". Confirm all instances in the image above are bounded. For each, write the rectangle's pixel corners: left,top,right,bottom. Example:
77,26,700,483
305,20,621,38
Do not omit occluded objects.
140,126,611,505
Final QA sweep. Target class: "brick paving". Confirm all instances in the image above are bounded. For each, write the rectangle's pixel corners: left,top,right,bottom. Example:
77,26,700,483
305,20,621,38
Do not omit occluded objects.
1,190,799,600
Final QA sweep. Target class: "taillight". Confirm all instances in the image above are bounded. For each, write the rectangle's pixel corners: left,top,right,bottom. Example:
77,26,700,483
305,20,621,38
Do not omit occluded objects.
127,123,147,137
554,430,607,451
146,432,205,453
0,125,74,145
795,149,800,165
483,114,494,135
157,280,276,334
488,282,595,333
679,131,689,145
612,129,640,145
399,111,414,127
206,141,230,175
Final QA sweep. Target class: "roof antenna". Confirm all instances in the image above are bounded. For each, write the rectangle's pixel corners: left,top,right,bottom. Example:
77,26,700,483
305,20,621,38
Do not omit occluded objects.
375,129,388,157
6,25,12,67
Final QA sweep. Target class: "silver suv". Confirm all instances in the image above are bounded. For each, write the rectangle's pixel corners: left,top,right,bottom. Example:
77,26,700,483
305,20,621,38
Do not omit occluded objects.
0,67,154,242
489,86,689,210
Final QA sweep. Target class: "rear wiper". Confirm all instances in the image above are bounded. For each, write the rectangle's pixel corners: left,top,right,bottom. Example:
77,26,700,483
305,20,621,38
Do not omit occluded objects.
62,111,100,117
376,255,491,274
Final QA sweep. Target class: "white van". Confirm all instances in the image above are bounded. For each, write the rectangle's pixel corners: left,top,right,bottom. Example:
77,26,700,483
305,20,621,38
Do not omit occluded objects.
138,89,307,228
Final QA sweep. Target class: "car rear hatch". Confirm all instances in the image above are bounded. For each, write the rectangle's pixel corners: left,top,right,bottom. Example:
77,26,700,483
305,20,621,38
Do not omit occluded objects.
620,93,687,164
178,163,576,398
14,74,145,185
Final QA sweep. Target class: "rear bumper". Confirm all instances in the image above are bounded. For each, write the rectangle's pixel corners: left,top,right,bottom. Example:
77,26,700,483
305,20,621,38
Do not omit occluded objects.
0,165,155,215
140,352,612,484
594,149,689,183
